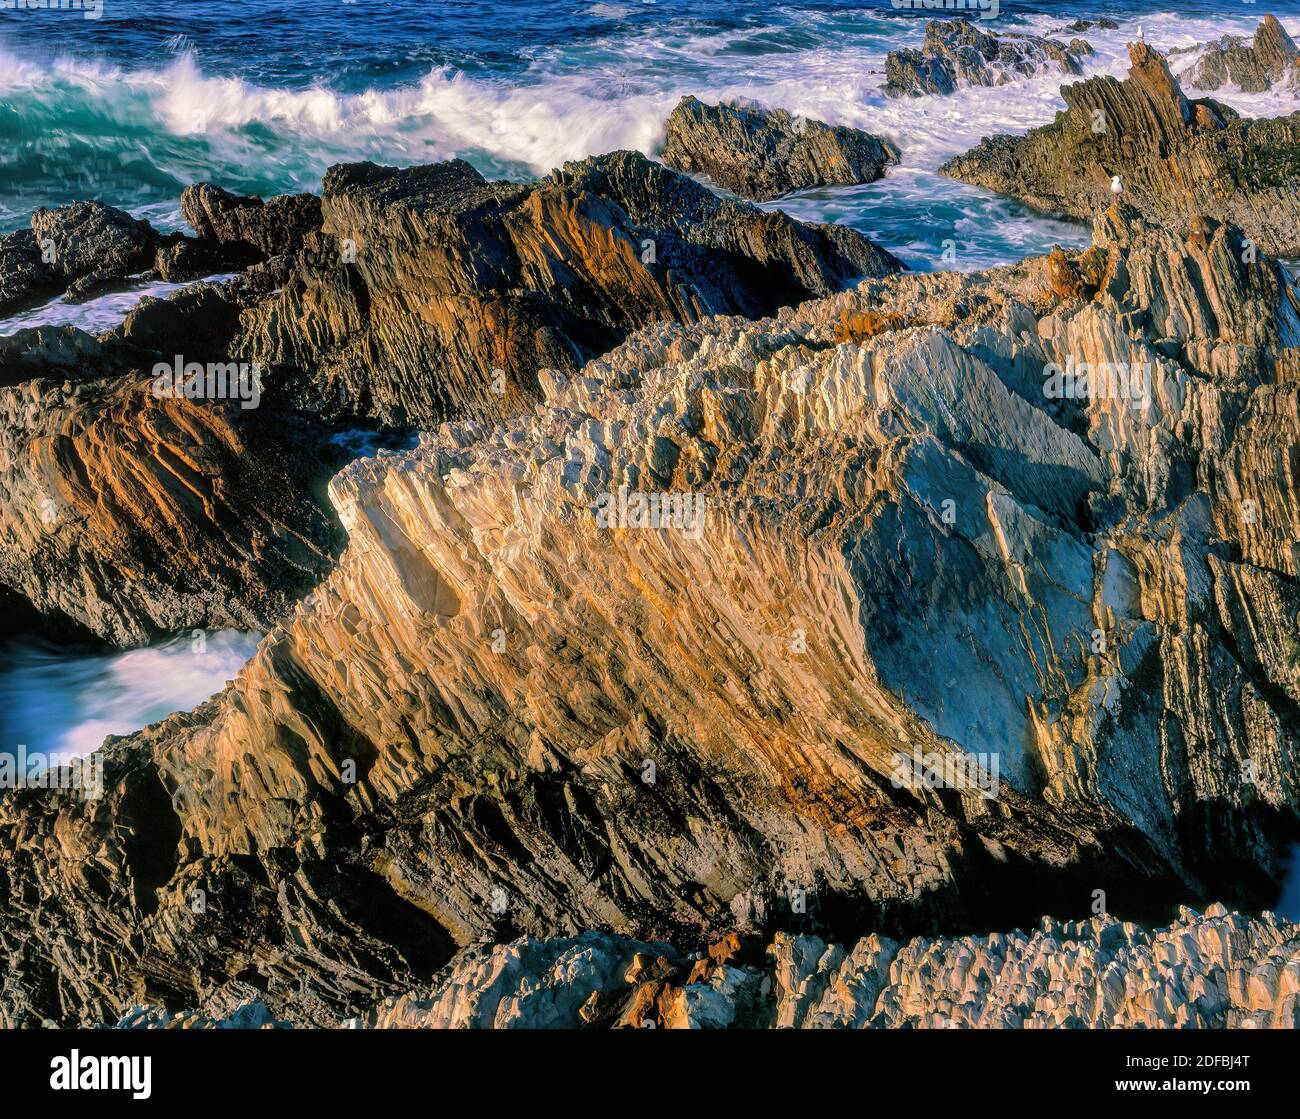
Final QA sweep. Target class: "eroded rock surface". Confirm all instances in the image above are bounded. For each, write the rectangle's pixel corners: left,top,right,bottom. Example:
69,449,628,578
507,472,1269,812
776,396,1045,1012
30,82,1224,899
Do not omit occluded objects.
0,153,901,645
0,202,165,317
3,201,1300,1026
0,363,342,643
661,97,899,201
942,41,1300,256
180,183,323,261
354,906,1300,1029
884,19,1091,98
114,906,1300,1029
235,151,902,428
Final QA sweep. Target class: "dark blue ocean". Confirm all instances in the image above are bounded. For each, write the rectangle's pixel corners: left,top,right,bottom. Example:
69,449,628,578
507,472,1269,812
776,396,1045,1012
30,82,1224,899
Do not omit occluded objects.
3,1,1299,268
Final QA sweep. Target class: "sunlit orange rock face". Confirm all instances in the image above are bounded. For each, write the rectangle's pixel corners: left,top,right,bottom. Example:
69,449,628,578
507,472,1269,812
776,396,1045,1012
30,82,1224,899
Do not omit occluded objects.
4,196,1300,1028
235,151,902,428
1,153,901,646
0,365,340,644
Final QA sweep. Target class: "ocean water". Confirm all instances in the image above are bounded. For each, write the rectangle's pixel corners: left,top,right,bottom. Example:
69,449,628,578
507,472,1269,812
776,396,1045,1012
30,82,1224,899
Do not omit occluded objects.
3,1,1299,268
0,629,260,762
0,271,235,335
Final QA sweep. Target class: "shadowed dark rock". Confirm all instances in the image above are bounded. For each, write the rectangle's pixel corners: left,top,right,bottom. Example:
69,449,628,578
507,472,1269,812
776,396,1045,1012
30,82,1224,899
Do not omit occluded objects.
30,201,162,280
0,229,59,318
180,182,323,260
661,96,899,201
1,203,166,318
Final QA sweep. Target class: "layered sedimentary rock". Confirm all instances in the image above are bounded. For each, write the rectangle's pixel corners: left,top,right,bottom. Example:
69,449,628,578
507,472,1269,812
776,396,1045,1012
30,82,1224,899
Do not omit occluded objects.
0,354,342,643
115,906,1300,1028
884,19,1091,98
180,183,323,260
661,97,899,201
1174,15,1299,95
3,200,1300,1026
0,155,900,644
234,151,902,428
942,41,1300,257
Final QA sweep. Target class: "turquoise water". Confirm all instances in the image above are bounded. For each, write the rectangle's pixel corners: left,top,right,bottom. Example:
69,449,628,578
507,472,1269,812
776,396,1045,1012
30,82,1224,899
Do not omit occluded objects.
5,2,1297,267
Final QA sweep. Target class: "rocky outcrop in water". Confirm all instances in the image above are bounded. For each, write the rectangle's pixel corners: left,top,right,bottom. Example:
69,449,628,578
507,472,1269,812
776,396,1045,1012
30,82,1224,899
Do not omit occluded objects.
1173,15,1299,95
0,197,301,319
883,19,1091,98
942,41,1300,257
1,152,898,644
0,203,164,316
661,97,899,201
113,906,1300,1028
3,200,1300,1026
234,151,902,428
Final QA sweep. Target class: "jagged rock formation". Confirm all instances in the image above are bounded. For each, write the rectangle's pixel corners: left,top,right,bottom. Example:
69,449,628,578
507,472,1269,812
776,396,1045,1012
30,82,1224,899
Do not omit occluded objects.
941,41,1300,257
0,203,162,316
0,355,343,643
1059,19,1118,35
234,151,902,428
1173,15,1299,95
661,97,899,201
114,906,1300,1028
180,183,323,261
334,905,1300,1028
0,199,282,318
3,201,1300,1026
884,19,1091,98
1,153,897,643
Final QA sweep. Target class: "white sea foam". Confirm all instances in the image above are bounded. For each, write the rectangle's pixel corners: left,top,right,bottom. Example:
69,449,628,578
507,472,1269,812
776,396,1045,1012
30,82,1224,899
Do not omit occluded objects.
0,10,1288,191
0,629,260,761
0,274,234,337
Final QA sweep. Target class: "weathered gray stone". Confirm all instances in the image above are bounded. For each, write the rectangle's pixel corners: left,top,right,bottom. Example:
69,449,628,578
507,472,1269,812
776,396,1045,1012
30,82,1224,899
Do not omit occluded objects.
661,96,898,200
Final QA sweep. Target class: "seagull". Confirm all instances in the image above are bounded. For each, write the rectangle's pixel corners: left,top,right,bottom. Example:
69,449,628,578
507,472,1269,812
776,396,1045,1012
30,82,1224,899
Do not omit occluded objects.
1137,25,1144,42
1111,175,1123,197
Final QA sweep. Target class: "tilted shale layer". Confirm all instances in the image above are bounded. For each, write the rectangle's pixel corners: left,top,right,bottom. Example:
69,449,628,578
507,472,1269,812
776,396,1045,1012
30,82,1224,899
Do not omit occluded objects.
116,907,1300,1029
4,204,1300,1026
